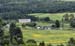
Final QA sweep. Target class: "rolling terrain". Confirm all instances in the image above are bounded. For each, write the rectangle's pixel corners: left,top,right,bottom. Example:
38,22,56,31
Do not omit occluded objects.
18,13,75,46
0,0,75,14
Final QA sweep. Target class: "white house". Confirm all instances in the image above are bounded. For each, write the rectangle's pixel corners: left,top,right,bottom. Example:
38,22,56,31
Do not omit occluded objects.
19,19,31,23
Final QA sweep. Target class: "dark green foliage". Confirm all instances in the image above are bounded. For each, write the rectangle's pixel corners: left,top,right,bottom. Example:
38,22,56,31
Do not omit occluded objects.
0,28,4,38
15,27,23,37
10,23,16,28
42,17,50,22
9,23,24,44
26,23,37,27
39,41,45,46
0,1,75,20
26,39,36,43
63,14,69,22
0,1,75,13
0,18,4,27
2,22,7,26
22,23,26,27
13,27,24,44
51,24,56,29
69,14,74,21
0,28,4,46
55,20,60,28
26,15,39,21
9,23,16,43
70,19,75,28
4,36,9,45
26,39,37,46
67,38,75,46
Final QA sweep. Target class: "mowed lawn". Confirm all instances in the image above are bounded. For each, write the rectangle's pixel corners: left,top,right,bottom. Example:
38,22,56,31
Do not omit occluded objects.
22,29,75,45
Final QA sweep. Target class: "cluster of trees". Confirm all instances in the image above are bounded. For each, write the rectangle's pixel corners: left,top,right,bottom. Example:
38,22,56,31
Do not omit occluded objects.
0,12,51,22
40,17,51,22
0,17,75,46
21,13,75,29
0,21,24,46
0,19,9,46
9,23,24,45
0,0,75,14
44,13,75,29
63,14,74,22
62,13,75,28
0,0,75,23
51,20,60,29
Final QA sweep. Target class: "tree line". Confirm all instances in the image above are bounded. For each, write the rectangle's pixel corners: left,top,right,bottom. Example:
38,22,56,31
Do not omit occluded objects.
0,1,75,13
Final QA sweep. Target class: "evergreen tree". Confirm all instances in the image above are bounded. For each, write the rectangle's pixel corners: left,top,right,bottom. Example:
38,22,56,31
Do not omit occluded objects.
39,41,45,46
55,20,60,28
63,14,69,22
9,23,16,43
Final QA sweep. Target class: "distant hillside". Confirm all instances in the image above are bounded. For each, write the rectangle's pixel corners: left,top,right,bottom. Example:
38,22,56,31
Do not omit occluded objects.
0,0,75,13
61,0,75,1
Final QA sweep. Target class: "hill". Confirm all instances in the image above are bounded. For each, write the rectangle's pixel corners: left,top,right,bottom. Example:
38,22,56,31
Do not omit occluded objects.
0,0,75,14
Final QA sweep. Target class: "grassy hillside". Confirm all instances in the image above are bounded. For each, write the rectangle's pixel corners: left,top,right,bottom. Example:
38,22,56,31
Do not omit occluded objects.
18,13,75,46
22,29,75,46
28,13,65,21
29,13,75,21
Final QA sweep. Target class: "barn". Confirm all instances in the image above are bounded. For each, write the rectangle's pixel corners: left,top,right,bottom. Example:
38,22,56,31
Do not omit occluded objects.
19,19,31,23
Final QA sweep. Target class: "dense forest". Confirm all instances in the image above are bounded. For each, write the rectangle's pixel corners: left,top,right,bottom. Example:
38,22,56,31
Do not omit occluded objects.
0,0,75,13
0,0,75,19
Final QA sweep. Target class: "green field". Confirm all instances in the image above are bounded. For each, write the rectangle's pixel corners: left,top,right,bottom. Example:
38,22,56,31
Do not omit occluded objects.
22,29,75,45
28,13,75,20
21,13,75,46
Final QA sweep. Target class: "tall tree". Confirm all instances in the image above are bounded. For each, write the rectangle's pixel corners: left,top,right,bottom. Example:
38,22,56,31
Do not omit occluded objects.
55,20,60,28
63,14,69,22
0,28,4,46
15,27,24,44
69,14,74,21
9,23,16,43
70,19,75,28
39,41,45,46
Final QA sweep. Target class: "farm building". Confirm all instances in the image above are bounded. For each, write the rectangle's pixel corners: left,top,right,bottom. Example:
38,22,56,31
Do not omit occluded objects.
19,19,31,23
36,26,51,30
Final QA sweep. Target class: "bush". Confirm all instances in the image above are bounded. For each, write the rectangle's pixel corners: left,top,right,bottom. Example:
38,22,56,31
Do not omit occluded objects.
39,41,45,46
70,19,75,28
26,39,37,46
67,37,75,46
26,23,37,27
47,43,52,46
22,23,26,27
41,17,50,22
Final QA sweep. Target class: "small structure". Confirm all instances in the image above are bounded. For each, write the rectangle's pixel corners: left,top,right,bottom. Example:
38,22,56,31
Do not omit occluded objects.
36,26,51,30
19,19,31,23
